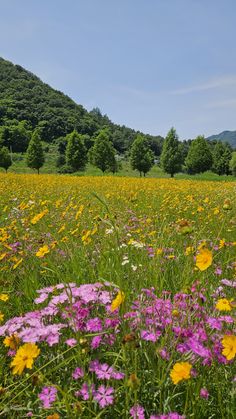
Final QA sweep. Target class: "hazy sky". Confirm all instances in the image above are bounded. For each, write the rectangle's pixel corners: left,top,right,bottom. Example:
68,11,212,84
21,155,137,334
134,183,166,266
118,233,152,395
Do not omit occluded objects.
1,0,236,139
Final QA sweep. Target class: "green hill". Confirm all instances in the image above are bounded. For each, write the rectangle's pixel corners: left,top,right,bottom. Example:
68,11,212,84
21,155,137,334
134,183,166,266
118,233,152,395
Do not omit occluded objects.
0,57,163,154
207,131,236,149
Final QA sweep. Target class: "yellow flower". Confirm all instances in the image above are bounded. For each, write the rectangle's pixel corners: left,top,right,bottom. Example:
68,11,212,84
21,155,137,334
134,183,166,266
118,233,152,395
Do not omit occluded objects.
0,312,4,322
31,209,48,224
111,290,125,312
36,245,50,258
3,334,20,350
13,258,23,270
0,294,9,302
196,248,212,271
170,362,192,384
185,246,194,256
11,343,40,375
216,298,232,312
47,414,60,419
221,335,236,360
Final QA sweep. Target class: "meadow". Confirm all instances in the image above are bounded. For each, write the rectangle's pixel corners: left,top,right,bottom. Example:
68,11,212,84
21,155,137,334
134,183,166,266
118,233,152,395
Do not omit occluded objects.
0,173,235,418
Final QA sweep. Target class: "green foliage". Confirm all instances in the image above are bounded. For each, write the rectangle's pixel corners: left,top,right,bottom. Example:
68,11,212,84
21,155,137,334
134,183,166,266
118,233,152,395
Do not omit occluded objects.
212,141,232,175
160,127,182,177
130,134,154,176
65,130,88,172
0,120,31,152
230,152,236,176
185,135,213,174
26,129,45,173
89,129,117,173
0,146,11,172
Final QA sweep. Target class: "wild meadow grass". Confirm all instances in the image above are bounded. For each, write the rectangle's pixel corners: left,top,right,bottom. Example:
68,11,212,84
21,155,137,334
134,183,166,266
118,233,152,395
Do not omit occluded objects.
0,174,235,418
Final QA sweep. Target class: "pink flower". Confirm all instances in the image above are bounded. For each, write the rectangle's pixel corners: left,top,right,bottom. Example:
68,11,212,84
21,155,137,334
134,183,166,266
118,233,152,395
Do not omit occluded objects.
94,385,114,408
65,338,77,347
72,367,84,380
130,404,145,419
38,386,57,408
200,388,209,399
140,330,161,342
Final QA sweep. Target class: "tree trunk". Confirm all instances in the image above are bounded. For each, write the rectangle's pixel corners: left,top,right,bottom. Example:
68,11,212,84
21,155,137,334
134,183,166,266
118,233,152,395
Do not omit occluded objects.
37,169,39,174
140,172,142,177
170,173,174,178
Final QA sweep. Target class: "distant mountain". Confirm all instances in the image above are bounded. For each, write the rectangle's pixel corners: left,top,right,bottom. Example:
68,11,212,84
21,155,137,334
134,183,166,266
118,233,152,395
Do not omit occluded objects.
207,131,236,149
0,57,163,154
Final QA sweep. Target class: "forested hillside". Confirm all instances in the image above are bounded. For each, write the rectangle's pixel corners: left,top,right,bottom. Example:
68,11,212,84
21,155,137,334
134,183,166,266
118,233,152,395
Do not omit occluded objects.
0,57,163,154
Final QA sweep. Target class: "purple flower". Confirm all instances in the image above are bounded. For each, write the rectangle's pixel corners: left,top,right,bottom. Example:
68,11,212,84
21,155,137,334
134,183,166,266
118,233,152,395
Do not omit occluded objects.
38,386,57,408
200,388,209,399
207,317,222,330
72,367,84,380
94,385,114,408
91,335,102,349
130,404,145,419
214,267,222,275
220,279,236,288
77,383,95,400
86,317,103,332
140,330,161,342
65,338,77,347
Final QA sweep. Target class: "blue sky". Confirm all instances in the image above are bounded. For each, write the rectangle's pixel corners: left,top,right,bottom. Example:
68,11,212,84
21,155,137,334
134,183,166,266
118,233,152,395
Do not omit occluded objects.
1,0,236,139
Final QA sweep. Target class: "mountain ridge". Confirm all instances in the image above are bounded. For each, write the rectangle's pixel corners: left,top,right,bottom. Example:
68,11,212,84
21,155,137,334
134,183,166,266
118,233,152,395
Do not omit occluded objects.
207,130,236,148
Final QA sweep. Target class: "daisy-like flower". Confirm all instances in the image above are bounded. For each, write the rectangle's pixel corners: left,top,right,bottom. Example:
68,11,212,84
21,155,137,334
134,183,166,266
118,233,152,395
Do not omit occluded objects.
94,385,114,408
195,248,212,271
0,294,9,302
110,290,125,312
3,334,20,350
216,298,232,311
36,245,50,258
221,335,236,360
170,362,192,385
11,343,40,375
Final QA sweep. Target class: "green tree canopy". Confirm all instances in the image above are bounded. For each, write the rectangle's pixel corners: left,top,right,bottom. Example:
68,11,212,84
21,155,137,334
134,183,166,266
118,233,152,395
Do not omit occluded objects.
65,130,88,171
0,120,31,152
185,135,213,174
0,146,11,172
160,128,181,177
130,134,154,177
230,152,236,176
212,141,232,175
89,129,117,173
26,129,45,174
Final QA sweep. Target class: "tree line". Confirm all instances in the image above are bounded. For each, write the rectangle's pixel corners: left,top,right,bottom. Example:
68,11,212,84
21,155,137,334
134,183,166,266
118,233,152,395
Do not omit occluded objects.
0,126,235,176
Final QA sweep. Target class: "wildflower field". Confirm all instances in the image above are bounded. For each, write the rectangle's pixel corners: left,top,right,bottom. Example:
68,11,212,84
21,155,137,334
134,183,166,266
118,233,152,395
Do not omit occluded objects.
0,173,235,419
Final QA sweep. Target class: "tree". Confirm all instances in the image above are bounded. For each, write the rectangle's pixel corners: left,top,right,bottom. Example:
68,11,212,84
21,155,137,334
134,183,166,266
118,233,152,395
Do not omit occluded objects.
160,128,181,177
26,130,45,174
0,121,31,153
230,152,236,176
0,146,11,172
185,135,213,174
89,129,117,173
212,141,232,175
65,130,88,172
130,134,154,177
